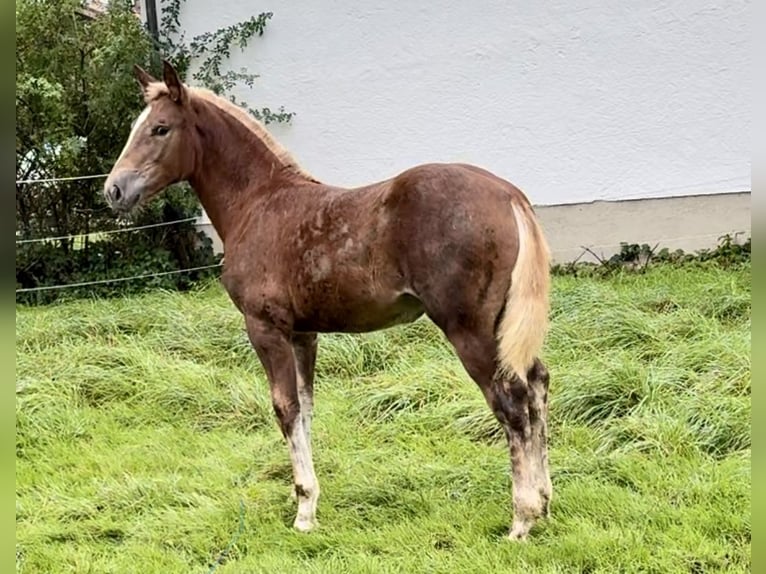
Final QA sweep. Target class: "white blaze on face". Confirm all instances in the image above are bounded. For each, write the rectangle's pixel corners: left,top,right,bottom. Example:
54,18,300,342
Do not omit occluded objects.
116,105,152,164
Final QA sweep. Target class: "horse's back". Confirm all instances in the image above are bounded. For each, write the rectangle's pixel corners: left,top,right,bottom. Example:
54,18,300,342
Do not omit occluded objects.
385,162,531,207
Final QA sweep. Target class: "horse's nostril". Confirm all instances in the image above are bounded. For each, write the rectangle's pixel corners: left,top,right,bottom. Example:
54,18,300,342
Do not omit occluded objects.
111,184,122,202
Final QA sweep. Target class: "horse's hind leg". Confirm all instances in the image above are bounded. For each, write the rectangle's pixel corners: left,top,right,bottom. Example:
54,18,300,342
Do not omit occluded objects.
490,368,549,540
436,323,549,540
527,358,552,516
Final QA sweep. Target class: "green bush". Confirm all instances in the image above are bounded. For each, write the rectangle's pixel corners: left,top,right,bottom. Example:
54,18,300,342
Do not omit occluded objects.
16,0,286,305
552,234,751,278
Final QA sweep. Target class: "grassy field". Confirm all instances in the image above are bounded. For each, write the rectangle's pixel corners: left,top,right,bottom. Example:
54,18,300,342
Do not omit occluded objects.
16,263,750,573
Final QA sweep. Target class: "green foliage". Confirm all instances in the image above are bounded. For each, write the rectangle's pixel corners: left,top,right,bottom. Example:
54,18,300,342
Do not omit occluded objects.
552,233,751,278
16,264,750,572
158,0,293,124
15,223,219,306
16,0,289,304
16,0,153,241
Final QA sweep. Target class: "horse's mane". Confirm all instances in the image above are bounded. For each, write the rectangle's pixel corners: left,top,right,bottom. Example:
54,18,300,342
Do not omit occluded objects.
144,81,316,181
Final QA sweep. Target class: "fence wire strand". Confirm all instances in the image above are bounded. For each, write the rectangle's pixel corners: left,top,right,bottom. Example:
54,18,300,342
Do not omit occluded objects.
16,217,199,245
16,173,109,185
16,263,223,294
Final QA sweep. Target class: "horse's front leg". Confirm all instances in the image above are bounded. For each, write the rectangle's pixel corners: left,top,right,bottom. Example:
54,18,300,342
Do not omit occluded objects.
292,333,318,451
289,333,318,503
245,316,319,532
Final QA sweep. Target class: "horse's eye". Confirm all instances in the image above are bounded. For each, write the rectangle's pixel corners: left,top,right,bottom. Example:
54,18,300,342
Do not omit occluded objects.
152,125,170,137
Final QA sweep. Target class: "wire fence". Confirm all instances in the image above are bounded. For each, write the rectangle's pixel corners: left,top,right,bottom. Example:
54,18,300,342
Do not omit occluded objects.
16,172,202,244
16,172,214,295
16,173,109,185
16,217,199,245
14,171,750,296
15,263,224,294
16,172,204,245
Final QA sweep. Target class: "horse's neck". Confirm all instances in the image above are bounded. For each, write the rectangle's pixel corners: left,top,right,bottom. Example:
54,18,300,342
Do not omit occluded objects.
189,100,304,244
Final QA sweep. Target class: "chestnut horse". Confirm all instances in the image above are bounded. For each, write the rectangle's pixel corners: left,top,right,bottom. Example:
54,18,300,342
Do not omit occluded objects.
104,61,552,541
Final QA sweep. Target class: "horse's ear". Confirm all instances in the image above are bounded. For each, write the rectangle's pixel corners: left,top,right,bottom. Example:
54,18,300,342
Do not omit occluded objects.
133,64,156,92
162,59,185,104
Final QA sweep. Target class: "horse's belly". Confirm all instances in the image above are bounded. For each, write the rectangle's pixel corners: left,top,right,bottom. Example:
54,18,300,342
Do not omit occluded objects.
292,292,424,333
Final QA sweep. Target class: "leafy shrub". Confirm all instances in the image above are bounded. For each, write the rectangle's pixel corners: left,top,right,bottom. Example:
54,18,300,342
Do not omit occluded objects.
552,234,751,278
16,0,288,305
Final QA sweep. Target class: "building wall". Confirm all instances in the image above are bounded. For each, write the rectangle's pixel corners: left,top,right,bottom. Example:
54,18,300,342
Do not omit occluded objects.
536,192,751,263
170,0,751,258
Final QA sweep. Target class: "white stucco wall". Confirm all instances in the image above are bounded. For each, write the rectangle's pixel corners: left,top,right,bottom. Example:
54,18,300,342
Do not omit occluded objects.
169,0,750,207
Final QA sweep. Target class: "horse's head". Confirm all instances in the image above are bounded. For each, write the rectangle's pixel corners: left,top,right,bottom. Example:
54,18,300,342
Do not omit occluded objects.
104,60,199,215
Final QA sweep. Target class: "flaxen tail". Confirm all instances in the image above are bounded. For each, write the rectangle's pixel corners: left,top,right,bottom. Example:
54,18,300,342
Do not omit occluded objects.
496,199,551,383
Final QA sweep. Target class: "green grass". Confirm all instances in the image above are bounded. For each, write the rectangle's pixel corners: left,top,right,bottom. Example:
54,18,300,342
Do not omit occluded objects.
16,263,751,573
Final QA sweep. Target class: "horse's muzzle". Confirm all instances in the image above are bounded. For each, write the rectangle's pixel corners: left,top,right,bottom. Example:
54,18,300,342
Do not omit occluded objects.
103,169,145,214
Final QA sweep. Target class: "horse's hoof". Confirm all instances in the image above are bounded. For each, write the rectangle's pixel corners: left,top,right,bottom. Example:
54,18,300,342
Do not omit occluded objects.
293,518,317,532
508,519,532,542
